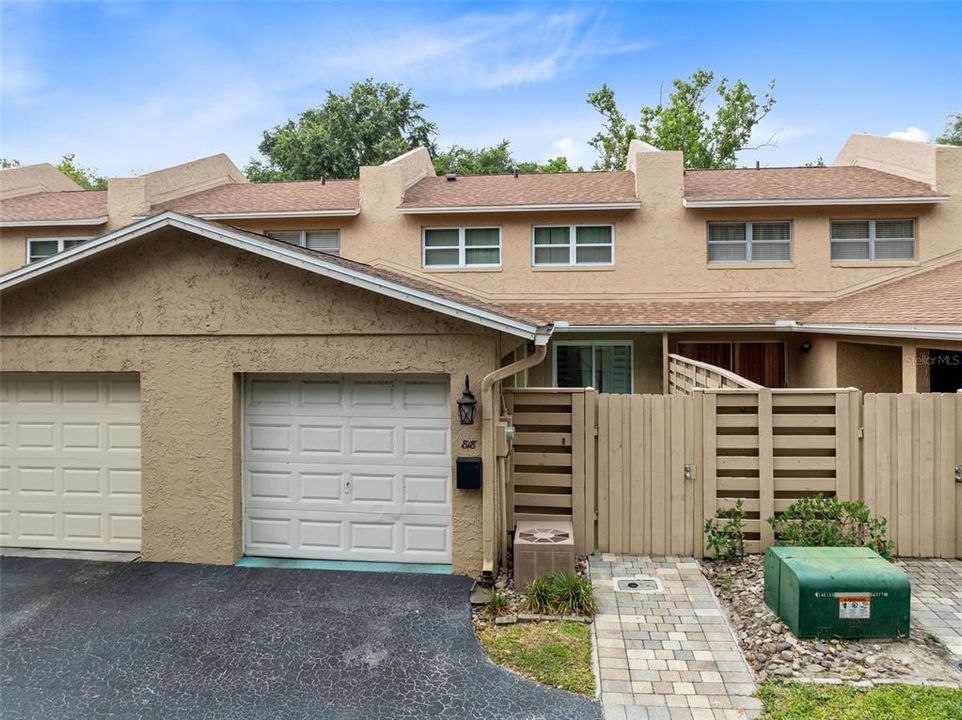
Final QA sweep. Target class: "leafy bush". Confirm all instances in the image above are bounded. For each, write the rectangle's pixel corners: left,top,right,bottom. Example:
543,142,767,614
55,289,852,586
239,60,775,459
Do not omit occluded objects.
523,573,595,617
704,499,746,561
768,494,895,560
484,590,512,617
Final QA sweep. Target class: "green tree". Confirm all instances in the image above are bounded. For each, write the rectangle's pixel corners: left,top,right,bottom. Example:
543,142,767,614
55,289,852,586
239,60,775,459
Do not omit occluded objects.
433,140,515,175
247,80,437,181
57,154,108,190
936,112,962,145
434,140,575,175
1,158,21,169
588,70,776,170
586,84,637,170
805,157,826,167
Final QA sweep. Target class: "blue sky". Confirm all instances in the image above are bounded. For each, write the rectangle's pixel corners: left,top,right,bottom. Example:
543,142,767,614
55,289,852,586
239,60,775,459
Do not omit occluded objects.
2,1,960,176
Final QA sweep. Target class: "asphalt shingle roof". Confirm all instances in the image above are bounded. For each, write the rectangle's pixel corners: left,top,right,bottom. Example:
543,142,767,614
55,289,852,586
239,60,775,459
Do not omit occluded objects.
0,190,107,224
684,166,944,203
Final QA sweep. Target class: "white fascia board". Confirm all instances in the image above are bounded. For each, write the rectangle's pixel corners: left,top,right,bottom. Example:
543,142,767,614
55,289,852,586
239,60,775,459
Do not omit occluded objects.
683,196,951,208
131,209,360,221
397,201,641,214
558,322,962,341
0,212,549,343
794,323,962,342
0,216,109,228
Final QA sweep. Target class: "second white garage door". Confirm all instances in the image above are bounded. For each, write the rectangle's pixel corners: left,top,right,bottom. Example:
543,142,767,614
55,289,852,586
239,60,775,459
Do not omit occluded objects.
243,374,452,564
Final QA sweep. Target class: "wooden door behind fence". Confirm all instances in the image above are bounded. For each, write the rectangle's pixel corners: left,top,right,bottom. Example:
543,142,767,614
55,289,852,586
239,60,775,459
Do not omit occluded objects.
863,393,961,559
596,394,697,556
504,388,596,554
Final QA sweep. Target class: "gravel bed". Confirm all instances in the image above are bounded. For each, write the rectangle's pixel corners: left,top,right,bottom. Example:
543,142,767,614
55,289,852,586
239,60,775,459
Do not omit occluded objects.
702,555,962,686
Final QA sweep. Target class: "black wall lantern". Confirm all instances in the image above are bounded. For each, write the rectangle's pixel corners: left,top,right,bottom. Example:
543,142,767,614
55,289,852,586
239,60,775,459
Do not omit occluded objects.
457,375,477,425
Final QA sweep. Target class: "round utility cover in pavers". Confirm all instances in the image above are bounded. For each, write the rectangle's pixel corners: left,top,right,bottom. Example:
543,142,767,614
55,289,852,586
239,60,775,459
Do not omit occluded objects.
0,558,600,720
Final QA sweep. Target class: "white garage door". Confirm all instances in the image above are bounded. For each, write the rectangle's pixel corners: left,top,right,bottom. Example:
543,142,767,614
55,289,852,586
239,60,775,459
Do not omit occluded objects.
0,374,142,551
243,374,452,564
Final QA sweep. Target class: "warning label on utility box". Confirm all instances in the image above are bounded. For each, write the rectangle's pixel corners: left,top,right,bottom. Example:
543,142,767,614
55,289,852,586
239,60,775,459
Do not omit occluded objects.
837,594,871,620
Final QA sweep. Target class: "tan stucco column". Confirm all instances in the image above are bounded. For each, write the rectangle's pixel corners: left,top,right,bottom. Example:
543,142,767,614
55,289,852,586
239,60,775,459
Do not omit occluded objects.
901,345,930,393
139,357,240,565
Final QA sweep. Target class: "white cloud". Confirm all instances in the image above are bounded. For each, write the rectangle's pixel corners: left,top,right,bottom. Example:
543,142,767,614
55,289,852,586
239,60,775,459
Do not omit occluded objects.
887,126,930,143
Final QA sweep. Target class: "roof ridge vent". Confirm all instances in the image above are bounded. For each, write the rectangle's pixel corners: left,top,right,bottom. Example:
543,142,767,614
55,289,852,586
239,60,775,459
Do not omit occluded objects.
445,173,457,182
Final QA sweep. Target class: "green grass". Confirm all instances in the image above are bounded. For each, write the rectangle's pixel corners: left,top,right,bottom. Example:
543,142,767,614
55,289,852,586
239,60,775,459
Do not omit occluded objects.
758,681,962,720
477,621,594,696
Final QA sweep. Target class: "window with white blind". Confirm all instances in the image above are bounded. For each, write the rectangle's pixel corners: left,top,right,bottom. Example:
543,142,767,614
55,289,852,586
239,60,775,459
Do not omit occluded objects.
830,219,915,261
707,221,792,263
27,237,89,263
532,225,614,266
554,341,633,394
266,230,340,255
422,227,501,268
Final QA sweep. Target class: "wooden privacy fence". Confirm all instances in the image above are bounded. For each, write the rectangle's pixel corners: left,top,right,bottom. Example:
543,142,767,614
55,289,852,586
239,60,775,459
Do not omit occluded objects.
863,393,962,559
701,388,861,556
504,387,962,560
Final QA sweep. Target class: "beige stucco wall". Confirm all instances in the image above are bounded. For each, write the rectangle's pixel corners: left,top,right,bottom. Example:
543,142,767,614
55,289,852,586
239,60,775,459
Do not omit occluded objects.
0,228,504,575
0,225,105,274
836,341,903,393
0,163,81,199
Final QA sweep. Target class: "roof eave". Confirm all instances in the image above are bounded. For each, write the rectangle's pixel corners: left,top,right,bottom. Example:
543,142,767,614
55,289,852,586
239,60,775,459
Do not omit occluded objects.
0,211,550,343
133,208,361,221
397,201,641,214
682,196,951,208
0,216,109,228
558,321,962,341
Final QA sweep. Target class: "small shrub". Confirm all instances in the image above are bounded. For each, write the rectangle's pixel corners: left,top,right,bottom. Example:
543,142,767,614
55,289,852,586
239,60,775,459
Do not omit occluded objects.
704,499,746,561
485,590,512,617
768,494,895,560
523,573,595,617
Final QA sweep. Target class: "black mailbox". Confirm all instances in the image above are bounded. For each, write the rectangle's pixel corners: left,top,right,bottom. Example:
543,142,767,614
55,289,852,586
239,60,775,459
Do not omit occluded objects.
456,457,482,489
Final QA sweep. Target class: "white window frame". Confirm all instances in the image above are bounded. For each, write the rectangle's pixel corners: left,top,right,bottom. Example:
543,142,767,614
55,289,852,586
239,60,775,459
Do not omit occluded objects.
26,237,91,263
531,224,615,267
421,226,501,269
706,221,792,264
830,218,915,261
266,229,340,255
552,340,634,393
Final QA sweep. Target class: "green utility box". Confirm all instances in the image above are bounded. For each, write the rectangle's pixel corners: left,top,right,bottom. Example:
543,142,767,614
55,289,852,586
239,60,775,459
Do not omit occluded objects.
764,546,910,639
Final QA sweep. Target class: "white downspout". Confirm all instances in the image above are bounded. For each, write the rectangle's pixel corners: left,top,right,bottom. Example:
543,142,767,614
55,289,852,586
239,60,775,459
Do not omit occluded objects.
479,335,551,578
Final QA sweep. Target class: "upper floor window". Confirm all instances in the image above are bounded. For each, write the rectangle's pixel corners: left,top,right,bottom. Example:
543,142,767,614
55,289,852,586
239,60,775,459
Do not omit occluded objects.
422,227,501,268
267,229,340,256
27,237,89,263
830,219,915,261
707,221,792,263
533,225,614,266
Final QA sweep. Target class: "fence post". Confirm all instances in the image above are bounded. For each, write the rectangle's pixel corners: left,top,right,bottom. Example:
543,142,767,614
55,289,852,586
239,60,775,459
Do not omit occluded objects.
701,391,717,558
692,390,704,556
758,388,775,551
584,389,598,554
571,391,586,555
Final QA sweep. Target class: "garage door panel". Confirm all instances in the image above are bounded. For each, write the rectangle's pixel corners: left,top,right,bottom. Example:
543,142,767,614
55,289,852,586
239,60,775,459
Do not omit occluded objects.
244,374,452,563
0,374,142,551
244,508,450,563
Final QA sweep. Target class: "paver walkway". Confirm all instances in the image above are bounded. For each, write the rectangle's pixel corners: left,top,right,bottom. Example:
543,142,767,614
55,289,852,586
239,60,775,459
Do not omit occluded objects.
900,558,962,664
590,554,761,720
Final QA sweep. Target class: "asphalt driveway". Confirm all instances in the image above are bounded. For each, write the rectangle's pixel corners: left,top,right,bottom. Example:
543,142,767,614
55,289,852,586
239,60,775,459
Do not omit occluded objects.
0,557,600,720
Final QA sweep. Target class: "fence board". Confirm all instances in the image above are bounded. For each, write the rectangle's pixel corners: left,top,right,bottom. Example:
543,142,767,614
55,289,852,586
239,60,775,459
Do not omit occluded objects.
861,393,961,558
